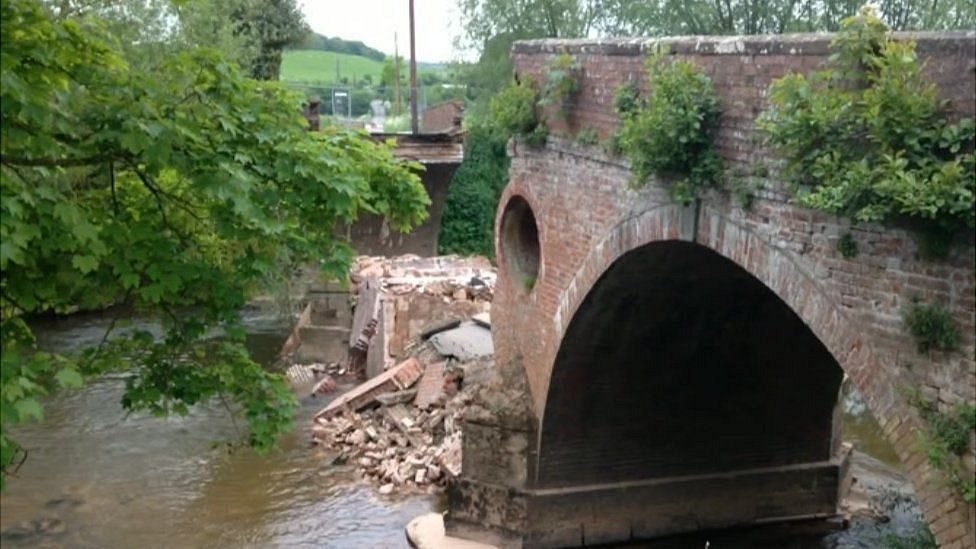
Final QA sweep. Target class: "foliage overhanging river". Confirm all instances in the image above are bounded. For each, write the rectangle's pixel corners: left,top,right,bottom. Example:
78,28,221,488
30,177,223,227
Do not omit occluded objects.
0,308,928,548
0,309,438,548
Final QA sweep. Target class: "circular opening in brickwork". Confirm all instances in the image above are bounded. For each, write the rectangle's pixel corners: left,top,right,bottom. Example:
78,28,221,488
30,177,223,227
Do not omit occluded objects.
500,196,541,293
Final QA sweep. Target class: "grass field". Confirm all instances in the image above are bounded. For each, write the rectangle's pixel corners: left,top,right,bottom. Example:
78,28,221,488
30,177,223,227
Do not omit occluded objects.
280,50,384,84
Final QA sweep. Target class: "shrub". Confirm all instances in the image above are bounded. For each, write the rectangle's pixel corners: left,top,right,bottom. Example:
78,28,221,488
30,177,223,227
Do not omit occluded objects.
489,81,541,136
540,54,581,116
575,128,598,146
613,50,723,204
837,232,859,258
903,297,960,353
438,125,510,257
907,390,976,503
760,6,975,256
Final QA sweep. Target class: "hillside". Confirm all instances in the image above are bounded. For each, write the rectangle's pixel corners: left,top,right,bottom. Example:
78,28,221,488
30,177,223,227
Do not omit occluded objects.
296,33,386,62
281,50,384,84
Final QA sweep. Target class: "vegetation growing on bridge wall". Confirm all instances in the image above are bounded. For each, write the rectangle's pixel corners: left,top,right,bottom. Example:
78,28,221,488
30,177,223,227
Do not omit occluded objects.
837,232,859,258
489,81,548,147
613,51,724,204
539,54,582,119
902,298,961,353
760,7,976,257
907,390,976,503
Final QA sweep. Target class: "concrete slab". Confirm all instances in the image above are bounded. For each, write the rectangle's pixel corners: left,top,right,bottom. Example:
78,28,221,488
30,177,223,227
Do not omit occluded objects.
406,513,496,549
429,322,493,361
471,312,490,329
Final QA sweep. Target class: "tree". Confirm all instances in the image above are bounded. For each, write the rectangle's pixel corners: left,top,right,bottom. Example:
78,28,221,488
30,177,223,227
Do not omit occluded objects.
0,0,430,486
233,0,308,80
438,125,510,257
457,0,976,50
456,0,601,51
39,0,309,80
595,0,976,36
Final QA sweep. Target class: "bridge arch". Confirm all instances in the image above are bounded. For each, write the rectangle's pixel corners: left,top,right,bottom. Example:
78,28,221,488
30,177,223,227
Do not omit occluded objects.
538,238,846,486
537,205,888,486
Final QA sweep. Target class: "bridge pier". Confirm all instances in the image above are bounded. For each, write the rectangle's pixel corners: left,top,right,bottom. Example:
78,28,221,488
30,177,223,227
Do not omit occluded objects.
445,359,852,548
449,450,850,548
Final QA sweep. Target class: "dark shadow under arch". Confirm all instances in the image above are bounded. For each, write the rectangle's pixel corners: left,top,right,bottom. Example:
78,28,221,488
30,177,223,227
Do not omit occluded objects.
538,241,844,487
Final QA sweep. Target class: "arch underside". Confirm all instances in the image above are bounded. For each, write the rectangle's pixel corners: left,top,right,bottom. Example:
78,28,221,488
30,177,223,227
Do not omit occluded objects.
538,241,845,487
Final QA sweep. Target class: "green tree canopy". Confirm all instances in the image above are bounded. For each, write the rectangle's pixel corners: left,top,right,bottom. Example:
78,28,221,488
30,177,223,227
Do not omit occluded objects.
0,0,430,486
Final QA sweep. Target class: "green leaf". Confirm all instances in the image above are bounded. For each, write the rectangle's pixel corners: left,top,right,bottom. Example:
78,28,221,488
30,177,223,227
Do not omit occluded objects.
14,398,43,422
55,368,84,389
72,254,99,274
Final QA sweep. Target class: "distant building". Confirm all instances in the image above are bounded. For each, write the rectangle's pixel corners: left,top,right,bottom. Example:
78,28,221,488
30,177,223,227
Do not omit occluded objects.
421,101,463,133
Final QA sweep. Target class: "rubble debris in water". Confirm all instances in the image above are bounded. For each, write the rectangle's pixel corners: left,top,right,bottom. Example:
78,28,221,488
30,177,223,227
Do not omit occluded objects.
311,375,337,395
286,361,343,394
283,255,499,496
310,341,482,494
314,357,424,421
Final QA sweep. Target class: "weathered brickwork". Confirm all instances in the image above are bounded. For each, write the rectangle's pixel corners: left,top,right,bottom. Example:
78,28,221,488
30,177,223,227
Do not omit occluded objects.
480,33,975,547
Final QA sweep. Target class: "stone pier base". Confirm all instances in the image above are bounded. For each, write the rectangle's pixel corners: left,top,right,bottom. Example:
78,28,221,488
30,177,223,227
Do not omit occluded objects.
446,446,851,548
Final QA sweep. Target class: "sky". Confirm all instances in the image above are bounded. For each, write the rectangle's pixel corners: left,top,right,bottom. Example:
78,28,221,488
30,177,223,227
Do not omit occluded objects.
299,0,468,63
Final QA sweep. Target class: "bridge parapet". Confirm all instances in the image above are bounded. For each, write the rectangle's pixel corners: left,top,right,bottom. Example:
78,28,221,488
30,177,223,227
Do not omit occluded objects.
445,32,976,548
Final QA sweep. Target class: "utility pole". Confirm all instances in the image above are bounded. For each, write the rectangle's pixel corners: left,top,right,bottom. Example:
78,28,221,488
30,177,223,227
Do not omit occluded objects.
408,0,419,134
394,33,403,118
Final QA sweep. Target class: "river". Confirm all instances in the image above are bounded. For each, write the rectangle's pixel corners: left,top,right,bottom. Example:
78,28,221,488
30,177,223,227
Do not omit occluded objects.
0,310,437,548
0,310,927,548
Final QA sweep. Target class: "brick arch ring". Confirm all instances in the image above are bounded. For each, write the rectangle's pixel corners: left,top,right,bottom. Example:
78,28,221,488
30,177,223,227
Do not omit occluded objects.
538,201,948,534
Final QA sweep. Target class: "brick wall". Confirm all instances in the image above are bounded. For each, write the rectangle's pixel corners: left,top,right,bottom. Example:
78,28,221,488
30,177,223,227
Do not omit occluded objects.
493,33,976,547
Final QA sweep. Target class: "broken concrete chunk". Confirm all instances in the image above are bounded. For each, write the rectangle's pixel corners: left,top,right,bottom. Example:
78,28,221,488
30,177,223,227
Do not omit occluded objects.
471,312,490,329
420,319,462,341
413,361,447,410
428,322,493,361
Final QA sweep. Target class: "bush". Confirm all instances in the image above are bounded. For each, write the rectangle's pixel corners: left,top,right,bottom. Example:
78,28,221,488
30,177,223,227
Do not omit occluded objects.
540,54,581,116
907,390,976,503
760,6,975,255
438,125,510,257
613,50,723,204
489,81,541,136
837,232,859,258
903,297,960,353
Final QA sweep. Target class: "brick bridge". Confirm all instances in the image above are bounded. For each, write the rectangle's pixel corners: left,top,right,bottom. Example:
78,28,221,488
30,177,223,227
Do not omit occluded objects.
444,32,976,548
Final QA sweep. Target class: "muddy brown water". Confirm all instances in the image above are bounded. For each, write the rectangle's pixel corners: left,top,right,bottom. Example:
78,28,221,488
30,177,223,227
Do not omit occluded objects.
0,311,437,548
1,310,923,548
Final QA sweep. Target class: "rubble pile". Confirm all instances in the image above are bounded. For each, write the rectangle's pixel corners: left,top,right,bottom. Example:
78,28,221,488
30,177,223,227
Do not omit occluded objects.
284,254,499,495
349,255,496,302
309,341,489,494
311,381,471,494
